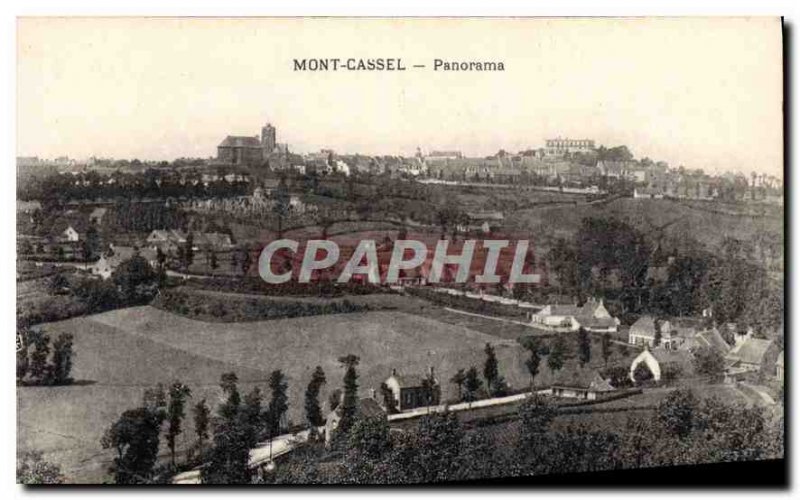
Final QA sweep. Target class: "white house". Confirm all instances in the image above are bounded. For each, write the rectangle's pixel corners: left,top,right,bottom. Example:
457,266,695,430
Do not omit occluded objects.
530,298,619,333
62,225,81,242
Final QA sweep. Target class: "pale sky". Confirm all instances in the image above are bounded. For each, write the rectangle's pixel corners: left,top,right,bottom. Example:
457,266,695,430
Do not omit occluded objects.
17,17,783,176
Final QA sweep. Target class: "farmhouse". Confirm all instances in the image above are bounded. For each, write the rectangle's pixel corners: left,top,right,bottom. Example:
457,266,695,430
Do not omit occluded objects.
628,316,682,348
146,229,188,251
544,368,615,401
685,327,731,356
92,246,158,279
530,297,619,333
629,347,693,383
724,332,777,382
383,368,440,412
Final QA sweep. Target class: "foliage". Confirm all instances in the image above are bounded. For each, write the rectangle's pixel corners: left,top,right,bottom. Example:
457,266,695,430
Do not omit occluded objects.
578,327,591,366
17,450,64,484
193,399,210,446
266,370,289,437
336,355,360,440
692,345,725,378
463,367,483,402
304,366,327,427
166,381,192,466
101,385,167,484
483,343,500,395
547,336,567,372
657,388,698,439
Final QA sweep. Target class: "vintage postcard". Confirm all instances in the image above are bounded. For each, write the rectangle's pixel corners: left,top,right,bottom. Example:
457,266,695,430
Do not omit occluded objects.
16,17,784,485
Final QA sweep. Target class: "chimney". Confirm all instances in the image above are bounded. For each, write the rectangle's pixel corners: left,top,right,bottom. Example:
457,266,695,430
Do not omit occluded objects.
392,368,397,377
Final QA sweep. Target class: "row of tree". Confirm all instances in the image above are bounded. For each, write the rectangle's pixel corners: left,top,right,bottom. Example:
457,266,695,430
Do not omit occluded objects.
16,329,74,386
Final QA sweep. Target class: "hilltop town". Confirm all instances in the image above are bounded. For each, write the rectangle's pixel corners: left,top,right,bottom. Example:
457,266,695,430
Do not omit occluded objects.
16,121,784,484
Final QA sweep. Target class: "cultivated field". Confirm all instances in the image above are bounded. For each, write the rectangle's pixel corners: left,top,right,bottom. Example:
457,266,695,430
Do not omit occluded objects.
17,305,531,483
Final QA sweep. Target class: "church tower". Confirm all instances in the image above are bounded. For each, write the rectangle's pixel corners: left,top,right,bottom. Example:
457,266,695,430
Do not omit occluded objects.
261,123,277,153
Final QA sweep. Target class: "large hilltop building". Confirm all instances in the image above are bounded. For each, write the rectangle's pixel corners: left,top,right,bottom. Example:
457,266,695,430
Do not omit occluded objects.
217,122,287,166
545,138,595,157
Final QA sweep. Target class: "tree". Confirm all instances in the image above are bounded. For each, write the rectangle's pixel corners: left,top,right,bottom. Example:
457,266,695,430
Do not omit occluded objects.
601,333,612,367
272,177,291,237
112,255,158,304
183,233,194,269
578,327,591,366
166,381,192,467
48,273,70,295
336,355,360,438
304,366,327,427
29,330,51,384
483,343,500,395
657,388,698,439
520,337,542,389
50,333,75,385
463,367,482,402
517,395,556,457
380,382,398,414
547,337,566,372
328,388,342,413
692,345,725,379
209,251,219,271
193,399,210,447
203,373,250,484
266,370,289,438
17,450,64,484
101,386,167,484
242,387,264,448
450,369,466,402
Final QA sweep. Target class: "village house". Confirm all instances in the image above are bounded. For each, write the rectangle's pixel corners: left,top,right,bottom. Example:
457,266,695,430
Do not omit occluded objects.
543,368,615,401
629,346,693,383
723,331,778,383
91,246,159,280
627,316,695,349
146,229,188,251
383,368,440,412
530,297,619,333
633,186,665,199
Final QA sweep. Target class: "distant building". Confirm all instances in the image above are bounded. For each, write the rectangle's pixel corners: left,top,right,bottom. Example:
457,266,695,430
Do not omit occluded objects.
545,138,595,157
544,367,615,400
427,150,463,160
146,229,188,251
628,316,681,348
217,122,282,165
530,297,619,333
633,186,665,199
383,368,440,412
724,333,776,381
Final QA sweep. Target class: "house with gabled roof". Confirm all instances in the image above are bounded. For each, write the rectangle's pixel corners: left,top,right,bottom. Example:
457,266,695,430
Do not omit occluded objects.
544,368,615,400
383,367,440,412
724,333,777,383
530,297,619,333
146,229,188,251
628,315,692,349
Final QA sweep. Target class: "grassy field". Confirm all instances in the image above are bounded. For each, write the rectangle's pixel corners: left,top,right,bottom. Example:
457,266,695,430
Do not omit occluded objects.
17,305,531,483
507,197,783,258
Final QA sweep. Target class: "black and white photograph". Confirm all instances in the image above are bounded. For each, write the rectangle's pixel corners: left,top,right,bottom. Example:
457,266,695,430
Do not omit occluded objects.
11,14,787,490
